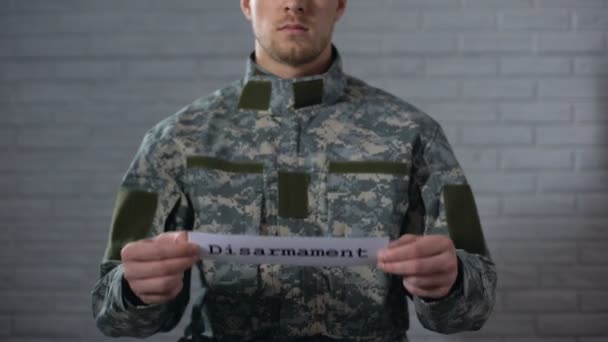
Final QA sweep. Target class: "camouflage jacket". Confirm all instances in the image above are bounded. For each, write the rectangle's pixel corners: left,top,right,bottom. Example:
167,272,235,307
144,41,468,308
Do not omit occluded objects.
92,47,496,341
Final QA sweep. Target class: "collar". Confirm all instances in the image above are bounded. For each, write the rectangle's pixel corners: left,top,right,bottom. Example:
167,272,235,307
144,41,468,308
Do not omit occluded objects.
238,45,347,114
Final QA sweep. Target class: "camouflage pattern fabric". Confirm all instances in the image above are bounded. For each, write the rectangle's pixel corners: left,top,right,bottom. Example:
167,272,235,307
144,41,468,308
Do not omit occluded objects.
92,47,496,341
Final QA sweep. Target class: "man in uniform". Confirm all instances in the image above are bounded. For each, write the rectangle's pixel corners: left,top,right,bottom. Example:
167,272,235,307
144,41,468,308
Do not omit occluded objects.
92,1,497,341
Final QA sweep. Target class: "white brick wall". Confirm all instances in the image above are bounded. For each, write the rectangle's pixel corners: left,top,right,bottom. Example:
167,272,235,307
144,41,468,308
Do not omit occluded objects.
1,0,607,341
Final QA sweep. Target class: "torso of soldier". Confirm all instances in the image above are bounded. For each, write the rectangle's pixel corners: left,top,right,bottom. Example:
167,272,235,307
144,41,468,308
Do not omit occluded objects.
131,49,440,341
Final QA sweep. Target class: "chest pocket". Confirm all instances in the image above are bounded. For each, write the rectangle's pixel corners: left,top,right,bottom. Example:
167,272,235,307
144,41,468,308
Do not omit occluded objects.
185,156,264,235
327,160,410,239
184,156,263,337
325,160,410,337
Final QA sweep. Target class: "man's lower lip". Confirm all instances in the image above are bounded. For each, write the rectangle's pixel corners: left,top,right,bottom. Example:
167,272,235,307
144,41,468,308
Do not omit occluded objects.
281,28,307,34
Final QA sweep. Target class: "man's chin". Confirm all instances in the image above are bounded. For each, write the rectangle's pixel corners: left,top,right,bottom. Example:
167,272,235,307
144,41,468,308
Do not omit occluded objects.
275,47,320,67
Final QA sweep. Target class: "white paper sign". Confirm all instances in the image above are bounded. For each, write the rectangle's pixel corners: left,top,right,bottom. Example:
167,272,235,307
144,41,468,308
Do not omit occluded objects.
189,232,389,266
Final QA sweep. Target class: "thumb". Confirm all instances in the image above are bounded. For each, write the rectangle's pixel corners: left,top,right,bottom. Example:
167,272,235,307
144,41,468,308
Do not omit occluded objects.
174,230,189,244
155,231,188,244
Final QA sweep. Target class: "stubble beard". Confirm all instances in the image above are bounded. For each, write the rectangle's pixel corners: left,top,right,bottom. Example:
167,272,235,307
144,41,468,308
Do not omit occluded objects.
257,31,331,67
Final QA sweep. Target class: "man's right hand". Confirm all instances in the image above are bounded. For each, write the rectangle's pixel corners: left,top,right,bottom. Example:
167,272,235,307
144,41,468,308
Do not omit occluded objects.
120,231,200,305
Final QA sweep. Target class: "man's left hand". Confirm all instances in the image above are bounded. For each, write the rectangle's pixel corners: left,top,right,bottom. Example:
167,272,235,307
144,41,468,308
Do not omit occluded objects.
377,234,458,299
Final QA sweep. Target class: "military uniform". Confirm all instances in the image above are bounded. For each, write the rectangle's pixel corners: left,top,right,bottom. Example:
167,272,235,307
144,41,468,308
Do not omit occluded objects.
92,47,496,341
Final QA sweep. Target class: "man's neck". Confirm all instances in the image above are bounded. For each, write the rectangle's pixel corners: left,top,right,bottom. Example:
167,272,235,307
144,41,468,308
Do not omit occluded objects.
254,43,333,79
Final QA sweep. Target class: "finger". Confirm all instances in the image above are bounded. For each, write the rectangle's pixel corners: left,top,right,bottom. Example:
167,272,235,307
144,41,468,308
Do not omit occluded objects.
402,280,451,300
378,235,418,260
121,238,200,262
402,272,454,290
139,290,181,305
378,250,456,276
124,255,198,280
387,234,418,248
379,235,452,263
129,274,183,297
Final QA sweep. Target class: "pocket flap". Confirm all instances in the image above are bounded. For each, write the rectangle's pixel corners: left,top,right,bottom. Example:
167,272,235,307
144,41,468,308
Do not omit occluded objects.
328,161,409,175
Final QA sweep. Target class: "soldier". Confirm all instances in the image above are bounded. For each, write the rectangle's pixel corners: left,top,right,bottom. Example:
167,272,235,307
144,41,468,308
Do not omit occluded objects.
92,1,496,341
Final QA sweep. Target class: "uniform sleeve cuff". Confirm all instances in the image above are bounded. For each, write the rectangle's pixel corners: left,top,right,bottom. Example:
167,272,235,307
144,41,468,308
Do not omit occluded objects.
111,265,165,312
415,253,464,306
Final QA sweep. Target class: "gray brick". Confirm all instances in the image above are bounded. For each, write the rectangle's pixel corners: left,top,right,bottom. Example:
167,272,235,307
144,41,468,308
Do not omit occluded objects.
125,59,198,79
87,33,250,57
580,291,608,312
52,198,113,219
578,195,608,216
17,126,90,148
0,149,131,172
476,313,537,335
538,314,608,336
575,57,608,76
385,79,460,100
12,315,91,337
418,336,502,342
537,125,607,145
496,265,539,289
463,0,534,7
540,172,608,192
500,57,571,75
18,172,122,196
199,57,260,79
504,290,578,312
422,11,496,30
88,125,148,148
539,78,607,99
501,10,571,29
467,172,536,193
0,199,52,219
384,33,459,54
0,292,91,314
11,220,109,243
484,220,608,240
333,32,383,54
538,0,606,7
17,81,218,104
342,11,419,31
461,126,534,145
575,11,608,29
7,241,104,267
579,242,608,264
426,57,497,75
0,127,18,147
8,0,235,11
0,176,19,195
388,0,462,9
0,316,9,336
343,57,424,78
475,195,501,217
0,85,18,103
537,32,605,53
505,339,576,342
495,241,578,265
461,33,532,53
500,103,572,123
501,148,573,169
0,103,54,124
423,103,498,122
576,148,608,169
462,80,535,99
541,266,608,289
12,36,91,58
504,195,576,216
574,101,608,122
10,267,98,291
454,148,499,170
